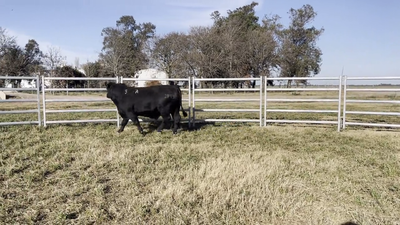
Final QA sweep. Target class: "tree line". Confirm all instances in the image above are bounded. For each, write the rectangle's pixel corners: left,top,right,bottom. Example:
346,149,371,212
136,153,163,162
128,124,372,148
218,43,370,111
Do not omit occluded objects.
0,2,324,88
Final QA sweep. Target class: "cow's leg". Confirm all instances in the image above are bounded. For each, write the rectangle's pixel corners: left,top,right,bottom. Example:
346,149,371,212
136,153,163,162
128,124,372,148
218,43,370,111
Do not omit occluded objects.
131,116,144,135
172,109,181,134
125,112,144,135
156,114,170,133
117,118,129,133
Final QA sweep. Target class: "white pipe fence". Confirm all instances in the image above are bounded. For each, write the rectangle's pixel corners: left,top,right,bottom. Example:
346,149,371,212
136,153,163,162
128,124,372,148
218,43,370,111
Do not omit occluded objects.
342,76,400,129
192,77,263,127
264,76,343,132
1,75,400,131
41,76,119,127
0,75,41,126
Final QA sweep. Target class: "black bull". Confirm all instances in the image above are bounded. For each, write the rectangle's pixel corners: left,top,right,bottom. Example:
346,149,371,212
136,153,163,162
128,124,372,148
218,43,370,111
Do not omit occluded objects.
106,82,187,135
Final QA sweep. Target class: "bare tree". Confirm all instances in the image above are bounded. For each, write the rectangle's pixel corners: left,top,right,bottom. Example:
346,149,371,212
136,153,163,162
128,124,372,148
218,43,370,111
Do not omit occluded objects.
0,27,16,58
43,45,66,77
74,57,80,69
99,28,126,77
211,1,261,79
152,32,191,78
245,27,278,78
191,26,226,79
81,61,107,87
0,27,17,87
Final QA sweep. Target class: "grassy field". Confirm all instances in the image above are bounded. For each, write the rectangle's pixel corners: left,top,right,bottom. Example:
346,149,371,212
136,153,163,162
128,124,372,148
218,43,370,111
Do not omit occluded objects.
1,123,400,224
1,88,400,224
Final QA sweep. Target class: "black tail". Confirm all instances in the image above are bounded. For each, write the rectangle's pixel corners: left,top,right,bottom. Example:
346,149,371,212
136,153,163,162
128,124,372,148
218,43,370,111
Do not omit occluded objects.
177,86,188,117
181,104,187,117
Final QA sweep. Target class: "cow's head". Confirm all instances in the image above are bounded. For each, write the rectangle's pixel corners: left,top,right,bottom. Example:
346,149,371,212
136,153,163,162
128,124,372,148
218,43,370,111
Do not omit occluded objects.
105,82,128,101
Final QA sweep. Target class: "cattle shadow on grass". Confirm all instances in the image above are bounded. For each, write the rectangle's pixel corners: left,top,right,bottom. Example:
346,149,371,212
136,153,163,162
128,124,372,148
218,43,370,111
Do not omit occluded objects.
132,118,213,134
42,120,212,135
139,119,264,134
41,120,256,135
340,222,359,225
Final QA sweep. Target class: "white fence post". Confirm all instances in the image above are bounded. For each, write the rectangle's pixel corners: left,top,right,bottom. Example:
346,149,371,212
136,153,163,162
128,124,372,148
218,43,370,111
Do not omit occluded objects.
342,75,347,130
188,76,192,129
192,76,196,128
337,75,343,132
36,75,41,127
264,76,268,127
42,75,47,127
259,76,263,127
116,76,120,128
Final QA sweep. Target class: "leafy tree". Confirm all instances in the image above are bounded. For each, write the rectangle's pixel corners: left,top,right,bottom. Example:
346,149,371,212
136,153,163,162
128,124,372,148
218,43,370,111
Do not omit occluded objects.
0,45,24,76
1,39,42,75
211,1,262,78
53,65,86,88
23,39,43,74
245,27,278,77
0,39,43,87
137,2,323,90
152,32,182,76
188,26,226,79
177,1,280,88
81,61,102,78
99,15,156,77
81,61,108,87
277,4,324,87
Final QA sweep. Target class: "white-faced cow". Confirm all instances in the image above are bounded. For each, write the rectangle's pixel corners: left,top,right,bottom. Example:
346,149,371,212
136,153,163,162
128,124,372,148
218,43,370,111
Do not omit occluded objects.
106,82,187,135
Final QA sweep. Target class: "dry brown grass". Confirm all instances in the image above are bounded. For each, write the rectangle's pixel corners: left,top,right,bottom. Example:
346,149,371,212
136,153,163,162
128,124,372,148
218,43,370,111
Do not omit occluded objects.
1,87,400,224
1,123,400,224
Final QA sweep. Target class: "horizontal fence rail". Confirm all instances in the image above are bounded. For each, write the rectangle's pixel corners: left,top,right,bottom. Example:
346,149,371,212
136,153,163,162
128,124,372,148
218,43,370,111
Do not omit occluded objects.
0,75,41,126
41,76,119,127
192,77,263,127
342,76,400,129
1,75,400,131
264,76,343,131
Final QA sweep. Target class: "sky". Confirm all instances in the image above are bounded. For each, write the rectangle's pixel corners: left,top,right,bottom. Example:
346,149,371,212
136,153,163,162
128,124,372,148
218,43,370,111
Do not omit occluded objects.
1,0,400,83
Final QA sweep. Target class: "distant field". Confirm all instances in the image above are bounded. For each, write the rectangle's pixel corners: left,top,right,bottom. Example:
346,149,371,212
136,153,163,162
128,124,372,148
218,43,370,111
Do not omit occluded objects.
1,87,400,129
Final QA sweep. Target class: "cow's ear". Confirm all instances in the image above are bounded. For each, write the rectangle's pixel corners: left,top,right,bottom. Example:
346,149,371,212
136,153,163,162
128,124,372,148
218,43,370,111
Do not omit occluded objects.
106,82,113,89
